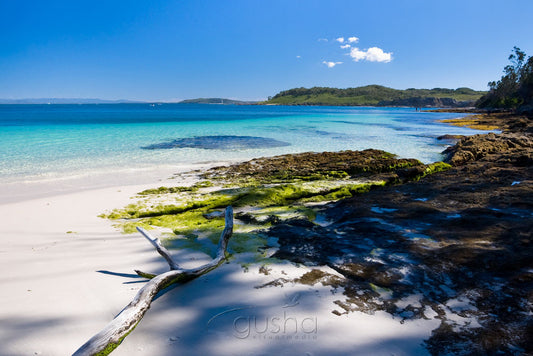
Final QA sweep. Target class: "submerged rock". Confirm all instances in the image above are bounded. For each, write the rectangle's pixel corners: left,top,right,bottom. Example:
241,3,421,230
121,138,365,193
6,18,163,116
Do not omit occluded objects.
141,135,291,150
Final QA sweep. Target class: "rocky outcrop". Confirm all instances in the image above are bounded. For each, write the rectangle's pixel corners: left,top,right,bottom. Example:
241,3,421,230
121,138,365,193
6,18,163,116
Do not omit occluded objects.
443,132,533,166
265,116,533,355
204,149,422,182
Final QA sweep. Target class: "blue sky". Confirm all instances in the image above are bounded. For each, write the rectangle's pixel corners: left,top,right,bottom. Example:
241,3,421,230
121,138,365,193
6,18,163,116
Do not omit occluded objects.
1,0,532,101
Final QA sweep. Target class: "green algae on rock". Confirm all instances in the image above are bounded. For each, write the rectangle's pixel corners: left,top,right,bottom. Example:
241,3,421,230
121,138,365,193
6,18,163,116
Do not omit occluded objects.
101,149,449,261
202,149,422,184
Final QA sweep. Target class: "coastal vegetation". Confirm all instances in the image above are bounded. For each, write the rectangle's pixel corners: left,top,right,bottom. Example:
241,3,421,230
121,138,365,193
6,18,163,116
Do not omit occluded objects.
263,85,485,107
476,47,533,113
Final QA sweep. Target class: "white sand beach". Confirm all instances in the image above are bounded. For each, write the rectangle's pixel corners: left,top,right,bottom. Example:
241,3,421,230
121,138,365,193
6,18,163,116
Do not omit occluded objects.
0,172,440,356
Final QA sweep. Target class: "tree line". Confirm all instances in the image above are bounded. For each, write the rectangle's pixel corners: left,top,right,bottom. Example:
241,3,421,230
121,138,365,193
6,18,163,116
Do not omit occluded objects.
477,47,533,113
271,85,482,101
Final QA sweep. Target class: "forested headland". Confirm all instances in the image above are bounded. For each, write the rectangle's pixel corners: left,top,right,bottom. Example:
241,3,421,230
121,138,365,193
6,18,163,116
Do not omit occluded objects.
263,47,533,113
263,85,485,107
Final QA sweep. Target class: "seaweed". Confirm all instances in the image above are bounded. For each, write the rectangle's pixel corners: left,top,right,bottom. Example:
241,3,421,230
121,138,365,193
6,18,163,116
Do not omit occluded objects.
101,149,450,265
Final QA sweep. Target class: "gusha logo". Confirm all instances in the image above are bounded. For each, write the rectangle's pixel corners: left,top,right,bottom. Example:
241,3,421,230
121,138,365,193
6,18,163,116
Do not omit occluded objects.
232,311,318,340
207,294,318,340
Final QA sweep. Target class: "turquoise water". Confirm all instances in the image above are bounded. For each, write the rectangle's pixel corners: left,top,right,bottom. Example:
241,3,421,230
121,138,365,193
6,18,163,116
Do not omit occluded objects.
0,104,487,184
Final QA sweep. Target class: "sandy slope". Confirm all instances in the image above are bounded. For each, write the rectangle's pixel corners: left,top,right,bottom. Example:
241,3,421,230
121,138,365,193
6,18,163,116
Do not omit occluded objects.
0,181,439,356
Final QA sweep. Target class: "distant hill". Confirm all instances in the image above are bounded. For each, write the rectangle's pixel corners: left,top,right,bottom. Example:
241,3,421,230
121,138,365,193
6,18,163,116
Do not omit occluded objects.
0,98,143,104
0,97,258,105
263,85,486,107
178,98,257,105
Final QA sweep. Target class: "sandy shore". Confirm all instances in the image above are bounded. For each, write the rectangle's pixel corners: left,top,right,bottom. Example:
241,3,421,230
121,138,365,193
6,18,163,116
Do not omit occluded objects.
0,183,169,355
0,171,440,355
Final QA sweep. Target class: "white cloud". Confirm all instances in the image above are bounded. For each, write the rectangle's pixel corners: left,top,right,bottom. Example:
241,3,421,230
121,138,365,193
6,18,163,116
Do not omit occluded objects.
322,61,342,68
335,37,345,43
349,48,367,61
349,47,392,63
348,36,359,43
296,55,301,59
318,38,328,42
340,44,351,49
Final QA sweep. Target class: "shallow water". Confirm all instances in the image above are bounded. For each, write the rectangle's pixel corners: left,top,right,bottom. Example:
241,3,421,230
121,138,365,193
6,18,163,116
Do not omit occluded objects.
0,104,490,185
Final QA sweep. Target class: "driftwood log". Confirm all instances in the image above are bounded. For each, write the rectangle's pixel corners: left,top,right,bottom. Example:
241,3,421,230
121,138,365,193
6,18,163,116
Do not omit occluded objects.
73,206,234,356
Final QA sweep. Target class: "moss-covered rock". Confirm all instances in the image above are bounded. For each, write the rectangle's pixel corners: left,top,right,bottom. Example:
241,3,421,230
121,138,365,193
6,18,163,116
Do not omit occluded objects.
203,149,422,183
101,149,450,264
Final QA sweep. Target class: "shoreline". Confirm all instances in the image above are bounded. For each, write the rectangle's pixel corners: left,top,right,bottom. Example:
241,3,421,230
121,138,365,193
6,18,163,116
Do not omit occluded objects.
1,112,530,355
0,152,443,355
0,177,440,356
0,161,237,205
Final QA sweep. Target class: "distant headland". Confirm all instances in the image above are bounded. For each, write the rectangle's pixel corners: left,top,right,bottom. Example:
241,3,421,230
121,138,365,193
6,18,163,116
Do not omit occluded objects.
0,86,484,108
261,85,486,107
0,86,485,108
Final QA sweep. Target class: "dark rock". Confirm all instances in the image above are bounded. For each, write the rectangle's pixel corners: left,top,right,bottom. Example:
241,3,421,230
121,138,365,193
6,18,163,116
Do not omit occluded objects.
396,166,427,180
235,212,280,225
203,149,422,182
280,218,315,228
437,134,465,141
443,133,533,166
264,114,533,355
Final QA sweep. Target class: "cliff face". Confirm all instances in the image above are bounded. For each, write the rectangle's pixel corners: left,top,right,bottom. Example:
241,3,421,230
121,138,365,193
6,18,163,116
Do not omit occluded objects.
377,96,475,108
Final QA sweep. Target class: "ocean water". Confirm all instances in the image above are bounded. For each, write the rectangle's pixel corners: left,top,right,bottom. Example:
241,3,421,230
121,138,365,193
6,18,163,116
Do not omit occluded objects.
0,104,488,188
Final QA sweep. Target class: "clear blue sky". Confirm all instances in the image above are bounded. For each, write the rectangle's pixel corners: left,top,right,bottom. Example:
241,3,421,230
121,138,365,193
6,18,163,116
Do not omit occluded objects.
1,0,532,101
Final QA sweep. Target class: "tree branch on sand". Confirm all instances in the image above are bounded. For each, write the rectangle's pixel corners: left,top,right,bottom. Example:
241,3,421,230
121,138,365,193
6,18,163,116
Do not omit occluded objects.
73,206,234,356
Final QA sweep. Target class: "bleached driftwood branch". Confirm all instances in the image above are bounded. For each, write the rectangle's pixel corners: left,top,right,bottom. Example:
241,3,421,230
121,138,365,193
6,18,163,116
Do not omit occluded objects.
73,206,234,356
137,227,180,270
